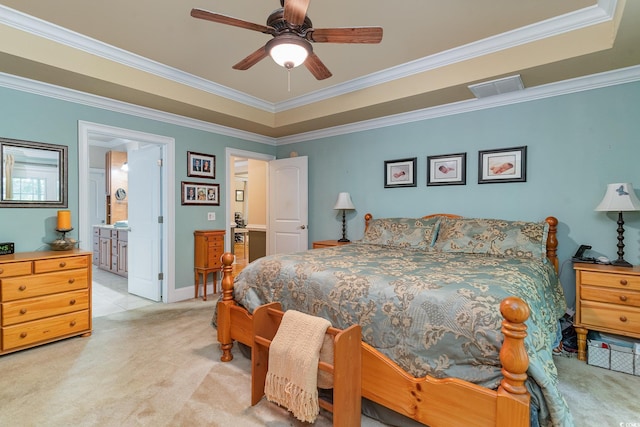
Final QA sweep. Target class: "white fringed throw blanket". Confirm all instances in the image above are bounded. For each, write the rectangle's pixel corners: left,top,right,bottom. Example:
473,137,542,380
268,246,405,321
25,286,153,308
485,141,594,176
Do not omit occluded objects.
264,310,331,423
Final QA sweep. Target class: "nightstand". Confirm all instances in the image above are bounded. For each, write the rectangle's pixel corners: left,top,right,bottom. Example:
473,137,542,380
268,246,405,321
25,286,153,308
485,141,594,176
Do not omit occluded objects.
312,240,352,249
573,263,640,361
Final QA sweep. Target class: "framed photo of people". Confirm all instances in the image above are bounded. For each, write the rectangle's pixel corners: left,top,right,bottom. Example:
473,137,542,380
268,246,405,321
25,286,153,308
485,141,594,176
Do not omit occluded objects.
384,157,417,188
187,151,215,179
181,182,220,206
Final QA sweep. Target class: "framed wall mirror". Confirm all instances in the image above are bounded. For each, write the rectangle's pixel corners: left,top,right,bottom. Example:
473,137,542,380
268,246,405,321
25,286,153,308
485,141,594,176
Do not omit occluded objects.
0,137,68,208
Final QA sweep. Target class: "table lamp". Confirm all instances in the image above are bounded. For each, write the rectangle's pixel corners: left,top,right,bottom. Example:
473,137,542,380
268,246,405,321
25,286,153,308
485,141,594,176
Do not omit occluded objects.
595,183,640,267
333,192,355,242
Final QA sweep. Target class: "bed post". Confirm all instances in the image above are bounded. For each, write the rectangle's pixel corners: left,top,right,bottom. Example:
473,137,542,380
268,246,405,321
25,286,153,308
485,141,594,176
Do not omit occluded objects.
545,216,559,273
496,296,530,426
217,252,236,362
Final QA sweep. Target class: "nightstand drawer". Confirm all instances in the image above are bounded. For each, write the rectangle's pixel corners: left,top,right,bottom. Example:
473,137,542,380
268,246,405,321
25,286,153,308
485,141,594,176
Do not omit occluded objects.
581,285,640,308
581,301,640,335
581,271,640,291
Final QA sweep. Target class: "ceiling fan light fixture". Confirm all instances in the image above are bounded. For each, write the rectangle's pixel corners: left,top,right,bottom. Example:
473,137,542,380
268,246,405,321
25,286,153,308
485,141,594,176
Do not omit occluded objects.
266,35,311,69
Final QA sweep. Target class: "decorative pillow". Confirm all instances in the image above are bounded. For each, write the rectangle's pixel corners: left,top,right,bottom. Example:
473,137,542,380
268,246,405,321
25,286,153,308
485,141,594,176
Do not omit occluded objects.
361,217,440,250
432,217,548,259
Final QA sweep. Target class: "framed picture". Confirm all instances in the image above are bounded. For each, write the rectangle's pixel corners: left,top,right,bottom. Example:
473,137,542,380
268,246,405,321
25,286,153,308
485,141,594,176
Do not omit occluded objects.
427,153,466,186
235,190,244,202
181,181,220,205
478,146,527,184
187,151,215,179
384,158,417,188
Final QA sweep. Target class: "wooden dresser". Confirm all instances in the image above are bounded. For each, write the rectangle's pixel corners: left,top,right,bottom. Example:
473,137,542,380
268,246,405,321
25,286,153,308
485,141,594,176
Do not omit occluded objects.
194,230,225,301
573,263,640,361
0,250,92,355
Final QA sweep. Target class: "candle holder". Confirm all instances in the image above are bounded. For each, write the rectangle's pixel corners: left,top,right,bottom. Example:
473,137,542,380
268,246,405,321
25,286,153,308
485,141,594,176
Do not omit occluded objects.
49,227,78,251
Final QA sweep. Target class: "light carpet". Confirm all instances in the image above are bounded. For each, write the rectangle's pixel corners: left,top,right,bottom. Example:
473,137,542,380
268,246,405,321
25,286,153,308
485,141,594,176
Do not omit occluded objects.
0,299,638,426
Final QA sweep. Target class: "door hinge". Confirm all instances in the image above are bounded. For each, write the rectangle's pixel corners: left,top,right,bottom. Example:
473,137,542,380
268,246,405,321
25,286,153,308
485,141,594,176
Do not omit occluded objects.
158,216,163,223
157,159,163,167
158,273,164,280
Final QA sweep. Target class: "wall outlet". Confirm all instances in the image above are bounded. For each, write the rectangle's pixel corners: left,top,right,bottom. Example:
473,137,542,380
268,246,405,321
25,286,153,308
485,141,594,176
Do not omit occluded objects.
207,212,215,221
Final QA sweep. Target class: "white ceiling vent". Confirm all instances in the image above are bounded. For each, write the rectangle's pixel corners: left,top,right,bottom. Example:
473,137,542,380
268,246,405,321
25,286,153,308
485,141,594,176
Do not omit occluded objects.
468,75,524,99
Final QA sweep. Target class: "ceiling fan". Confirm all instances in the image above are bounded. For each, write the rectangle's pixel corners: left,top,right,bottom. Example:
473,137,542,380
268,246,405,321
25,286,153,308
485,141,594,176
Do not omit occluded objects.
190,0,383,80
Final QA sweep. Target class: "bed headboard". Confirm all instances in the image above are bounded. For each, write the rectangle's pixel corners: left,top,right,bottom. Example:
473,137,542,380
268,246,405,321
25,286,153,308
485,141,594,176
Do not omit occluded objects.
363,213,559,273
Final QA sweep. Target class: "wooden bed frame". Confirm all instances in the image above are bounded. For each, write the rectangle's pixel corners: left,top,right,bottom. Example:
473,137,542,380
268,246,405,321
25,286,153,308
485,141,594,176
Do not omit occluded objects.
216,214,559,427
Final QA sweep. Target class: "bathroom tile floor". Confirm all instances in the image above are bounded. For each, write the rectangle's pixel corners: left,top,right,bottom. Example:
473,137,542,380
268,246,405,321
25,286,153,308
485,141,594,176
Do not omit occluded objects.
92,265,156,318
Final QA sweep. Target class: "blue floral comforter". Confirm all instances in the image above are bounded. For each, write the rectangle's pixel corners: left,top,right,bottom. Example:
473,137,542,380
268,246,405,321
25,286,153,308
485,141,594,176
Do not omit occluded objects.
233,243,572,426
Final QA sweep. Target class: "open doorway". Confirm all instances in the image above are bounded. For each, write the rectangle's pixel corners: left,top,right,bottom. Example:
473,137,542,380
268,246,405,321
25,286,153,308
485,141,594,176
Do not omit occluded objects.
78,122,176,311
225,148,274,270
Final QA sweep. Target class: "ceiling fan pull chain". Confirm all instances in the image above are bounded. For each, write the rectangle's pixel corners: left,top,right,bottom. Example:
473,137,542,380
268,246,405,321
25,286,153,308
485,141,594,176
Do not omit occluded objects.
287,68,291,92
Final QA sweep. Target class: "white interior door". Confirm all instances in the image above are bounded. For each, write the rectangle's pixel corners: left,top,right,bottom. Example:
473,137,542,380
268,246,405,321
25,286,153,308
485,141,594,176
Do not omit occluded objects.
127,144,162,301
88,169,106,227
268,156,308,254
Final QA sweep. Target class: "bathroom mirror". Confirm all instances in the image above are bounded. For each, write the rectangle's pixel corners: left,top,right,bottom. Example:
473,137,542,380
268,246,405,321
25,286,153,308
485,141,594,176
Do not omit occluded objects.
0,137,68,208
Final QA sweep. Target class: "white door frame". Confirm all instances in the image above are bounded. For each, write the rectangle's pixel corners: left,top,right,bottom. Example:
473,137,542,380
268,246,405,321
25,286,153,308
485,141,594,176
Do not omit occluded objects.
78,121,176,303
225,148,275,253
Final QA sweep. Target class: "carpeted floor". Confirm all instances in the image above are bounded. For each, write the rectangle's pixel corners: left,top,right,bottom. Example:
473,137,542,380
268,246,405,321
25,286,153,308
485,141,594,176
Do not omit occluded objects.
0,299,638,426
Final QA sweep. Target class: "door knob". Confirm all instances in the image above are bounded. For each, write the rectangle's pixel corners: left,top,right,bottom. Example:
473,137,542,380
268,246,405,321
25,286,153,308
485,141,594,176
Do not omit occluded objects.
300,225,306,229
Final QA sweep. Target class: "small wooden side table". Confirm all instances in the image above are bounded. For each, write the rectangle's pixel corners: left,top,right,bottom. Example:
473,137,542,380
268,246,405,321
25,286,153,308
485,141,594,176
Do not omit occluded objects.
312,240,352,249
573,262,640,361
194,230,225,301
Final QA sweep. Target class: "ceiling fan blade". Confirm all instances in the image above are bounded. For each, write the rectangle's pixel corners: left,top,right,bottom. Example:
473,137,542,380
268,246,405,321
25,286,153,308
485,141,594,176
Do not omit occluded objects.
232,45,269,70
283,0,310,26
309,27,383,43
191,8,272,34
304,52,332,80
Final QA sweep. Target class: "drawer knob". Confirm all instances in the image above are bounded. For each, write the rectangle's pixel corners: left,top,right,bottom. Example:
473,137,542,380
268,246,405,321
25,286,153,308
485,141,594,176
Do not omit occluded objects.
620,295,628,302
620,316,628,322
59,261,66,268
20,332,27,338
620,279,628,286
20,308,27,315
70,299,76,305
0,268,3,274
70,320,77,327
68,278,75,284
18,285,26,291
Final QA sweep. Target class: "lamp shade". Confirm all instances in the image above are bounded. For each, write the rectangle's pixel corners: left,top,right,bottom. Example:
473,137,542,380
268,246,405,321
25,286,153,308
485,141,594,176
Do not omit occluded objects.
266,35,311,69
334,192,355,210
595,183,640,212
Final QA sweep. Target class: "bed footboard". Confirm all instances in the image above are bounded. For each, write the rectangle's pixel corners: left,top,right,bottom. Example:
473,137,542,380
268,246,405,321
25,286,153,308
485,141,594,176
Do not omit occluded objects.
216,252,531,426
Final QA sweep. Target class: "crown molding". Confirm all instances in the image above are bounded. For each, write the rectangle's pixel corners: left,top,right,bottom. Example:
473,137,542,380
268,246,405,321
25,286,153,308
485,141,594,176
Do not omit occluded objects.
0,1,617,114
276,64,640,145
1,64,638,147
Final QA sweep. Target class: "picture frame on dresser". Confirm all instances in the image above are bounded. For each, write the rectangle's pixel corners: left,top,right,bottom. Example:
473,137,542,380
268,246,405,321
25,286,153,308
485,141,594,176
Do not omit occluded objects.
478,146,527,184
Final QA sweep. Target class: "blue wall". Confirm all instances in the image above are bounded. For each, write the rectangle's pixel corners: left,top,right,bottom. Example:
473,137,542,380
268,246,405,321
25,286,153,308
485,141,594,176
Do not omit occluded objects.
1,79,639,306
0,86,275,293
277,81,640,307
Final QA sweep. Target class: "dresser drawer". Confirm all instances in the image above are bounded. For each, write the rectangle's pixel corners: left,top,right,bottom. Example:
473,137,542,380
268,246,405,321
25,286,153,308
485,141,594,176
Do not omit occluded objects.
1,270,88,301
2,310,90,351
580,271,640,291
1,290,89,326
0,261,32,278
34,256,88,274
581,301,640,335
581,285,640,308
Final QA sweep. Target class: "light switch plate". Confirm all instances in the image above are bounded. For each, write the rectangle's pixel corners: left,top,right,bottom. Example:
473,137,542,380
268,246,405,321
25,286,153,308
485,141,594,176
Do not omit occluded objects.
207,212,215,221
